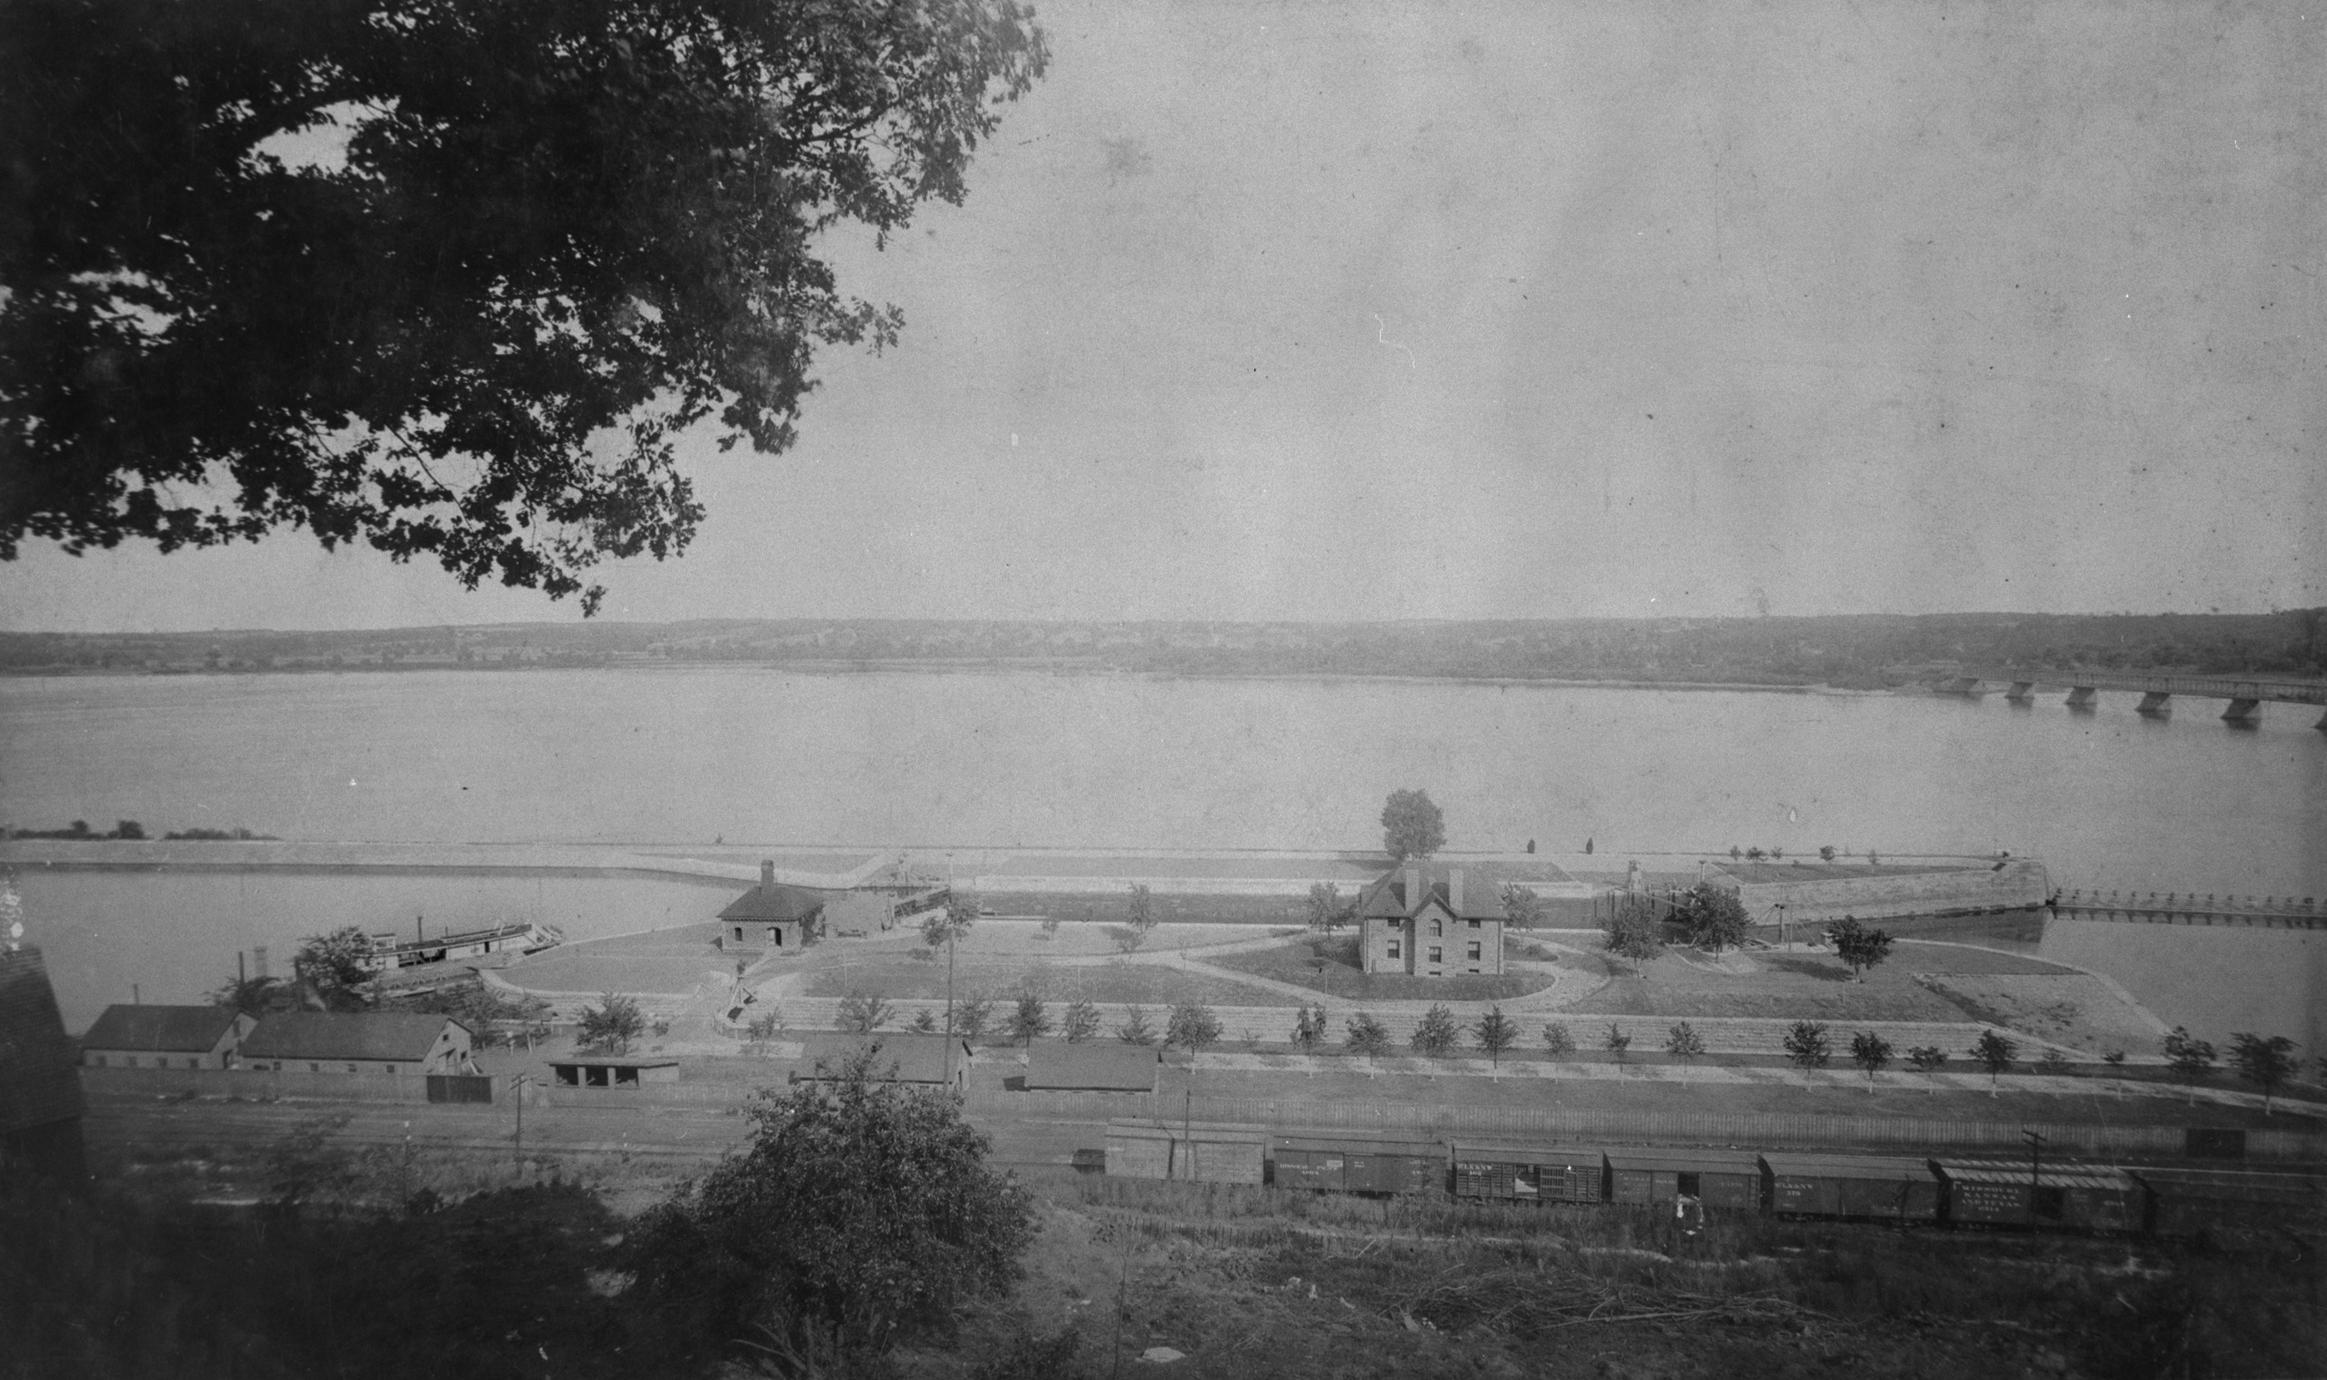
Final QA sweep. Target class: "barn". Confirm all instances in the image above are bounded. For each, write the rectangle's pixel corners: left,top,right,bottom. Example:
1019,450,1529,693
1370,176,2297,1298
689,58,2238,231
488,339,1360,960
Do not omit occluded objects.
1025,1042,1160,1093
239,1012,474,1075
81,1004,255,1070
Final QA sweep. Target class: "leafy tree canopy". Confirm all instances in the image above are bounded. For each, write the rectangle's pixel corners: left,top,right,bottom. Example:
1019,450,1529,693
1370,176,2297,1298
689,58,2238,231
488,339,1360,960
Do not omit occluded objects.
292,925,376,1007
1825,915,1894,979
577,991,645,1053
1379,788,1445,862
0,0,1048,613
1673,883,1749,953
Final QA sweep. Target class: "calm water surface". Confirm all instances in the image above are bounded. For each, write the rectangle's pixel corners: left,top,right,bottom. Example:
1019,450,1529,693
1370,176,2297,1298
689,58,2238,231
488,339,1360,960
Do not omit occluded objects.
4,668,2320,1036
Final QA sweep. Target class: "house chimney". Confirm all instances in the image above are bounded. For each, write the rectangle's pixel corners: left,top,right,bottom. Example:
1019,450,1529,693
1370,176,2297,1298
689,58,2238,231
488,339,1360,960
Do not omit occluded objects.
1449,868,1465,916
1405,865,1422,914
761,859,776,890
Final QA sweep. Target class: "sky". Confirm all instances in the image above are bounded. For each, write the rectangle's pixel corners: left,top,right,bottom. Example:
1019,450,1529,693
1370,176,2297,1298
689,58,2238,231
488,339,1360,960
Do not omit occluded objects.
3,0,2321,631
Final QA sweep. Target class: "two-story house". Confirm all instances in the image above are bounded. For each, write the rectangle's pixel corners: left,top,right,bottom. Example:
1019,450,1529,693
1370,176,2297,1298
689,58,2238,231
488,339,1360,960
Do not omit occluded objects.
1356,863,1506,977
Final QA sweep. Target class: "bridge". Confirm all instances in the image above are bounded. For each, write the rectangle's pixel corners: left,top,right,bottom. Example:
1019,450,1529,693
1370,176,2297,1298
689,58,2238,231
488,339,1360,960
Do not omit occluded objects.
1940,669,2327,730
2051,888,2324,930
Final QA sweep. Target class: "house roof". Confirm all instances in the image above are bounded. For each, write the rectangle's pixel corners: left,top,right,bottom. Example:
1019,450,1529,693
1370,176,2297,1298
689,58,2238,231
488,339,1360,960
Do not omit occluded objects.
241,1012,468,1062
719,881,827,923
0,946,84,1134
82,1004,243,1053
793,1032,968,1084
1025,1042,1159,1091
1355,864,1507,922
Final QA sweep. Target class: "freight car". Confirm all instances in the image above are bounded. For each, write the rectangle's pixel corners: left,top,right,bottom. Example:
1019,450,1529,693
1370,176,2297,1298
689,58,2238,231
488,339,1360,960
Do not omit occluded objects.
1761,1152,1943,1224
1930,1159,2141,1233
1450,1141,1608,1204
1271,1132,1444,1194
2130,1166,2326,1240
1605,1148,1765,1212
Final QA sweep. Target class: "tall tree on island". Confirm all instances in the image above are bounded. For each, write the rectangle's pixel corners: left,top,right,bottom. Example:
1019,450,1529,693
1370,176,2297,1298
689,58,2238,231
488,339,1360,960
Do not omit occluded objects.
1380,789,1446,863
0,0,1049,614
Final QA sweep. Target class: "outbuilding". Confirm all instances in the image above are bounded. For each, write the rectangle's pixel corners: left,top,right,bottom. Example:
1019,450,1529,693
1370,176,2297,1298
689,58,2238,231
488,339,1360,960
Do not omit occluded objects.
1025,1042,1161,1093
1105,1119,1267,1184
1760,1152,1941,1223
791,1032,972,1089
238,1012,474,1075
549,1056,681,1089
1606,1148,1766,1211
1272,1133,1445,1195
81,1004,256,1070
1451,1141,1607,1204
719,861,826,952
1931,1159,2141,1233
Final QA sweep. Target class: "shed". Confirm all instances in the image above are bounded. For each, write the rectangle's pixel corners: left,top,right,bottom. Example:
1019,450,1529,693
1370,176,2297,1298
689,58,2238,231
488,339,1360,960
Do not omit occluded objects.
719,861,826,951
549,1056,681,1089
239,1012,474,1075
0,945,85,1182
81,1004,255,1070
1272,1133,1445,1195
1025,1042,1160,1093
2129,1167,2325,1239
1450,1141,1607,1204
1760,1152,1941,1223
1105,1119,1266,1184
1606,1148,1766,1211
1931,1159,2141,1233
791,1033,971,1089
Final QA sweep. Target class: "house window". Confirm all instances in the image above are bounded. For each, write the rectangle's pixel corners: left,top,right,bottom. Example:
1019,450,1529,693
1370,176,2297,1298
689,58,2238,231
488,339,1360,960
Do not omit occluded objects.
92,1054,106,1067
1468,918,1480,929
309,1062,321,1072
767,926,780,947
383,1064,396,1075
1467,941,1482,961
732,925,744,942
1428,946,1442,963
1429,919,1442,937
186,1057,199,1069
346,1063,359,1073
1387,940,1401,959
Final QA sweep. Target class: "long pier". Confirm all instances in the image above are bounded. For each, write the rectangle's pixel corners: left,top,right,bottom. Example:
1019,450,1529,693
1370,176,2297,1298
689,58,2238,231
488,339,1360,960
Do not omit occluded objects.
2051,888,2324,929
1945,669,2327,730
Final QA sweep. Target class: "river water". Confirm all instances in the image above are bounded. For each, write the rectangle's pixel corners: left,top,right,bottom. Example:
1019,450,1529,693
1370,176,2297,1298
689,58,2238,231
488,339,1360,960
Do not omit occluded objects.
3,668,2320,1040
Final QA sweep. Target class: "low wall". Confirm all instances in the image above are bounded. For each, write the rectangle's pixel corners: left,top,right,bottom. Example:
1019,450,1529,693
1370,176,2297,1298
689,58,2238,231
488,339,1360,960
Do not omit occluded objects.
1720,860,2050,926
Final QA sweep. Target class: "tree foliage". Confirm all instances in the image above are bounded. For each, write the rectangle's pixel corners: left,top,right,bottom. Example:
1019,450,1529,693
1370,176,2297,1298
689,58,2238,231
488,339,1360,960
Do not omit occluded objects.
923,891,978,950
1472,1006,1520,1066
0,0,1049,613
1672,884,1749,953
1379,788,1445,862
1006,992,1050,1046
2229,1032,2298,1114
1126,883,1158,937
1164,1002,1222,1056
1783,1020,1831,1070
1344,1011,1391,1060
1060,999,1100,1044
1498,881,1545,932
1664,1021,1705,1062
835,991,891,1035
1601,895,1663,975
952,993,994,1044
1291,1003,1329,1054
292,925,376,1008
1542,1021,1576,1057
1409,1003,1460,1058
1906,1044,1949,1090
1850,1030,1893,1089
1603,1023,1633,1061
2163,1026,2217,1099
1970,1029,2018,1092
1305,881,1347,932
577,991,645,1054
628,1047,1035,1363
1115,1005,1157,1047
1825,916,1894,980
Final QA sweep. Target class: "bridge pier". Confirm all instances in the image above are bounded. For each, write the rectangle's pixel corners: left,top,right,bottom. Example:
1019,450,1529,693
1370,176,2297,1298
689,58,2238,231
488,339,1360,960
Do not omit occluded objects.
2065,686,2097,711
2005,681,2036,704
2221,698,2262,727
2135,692,2172,718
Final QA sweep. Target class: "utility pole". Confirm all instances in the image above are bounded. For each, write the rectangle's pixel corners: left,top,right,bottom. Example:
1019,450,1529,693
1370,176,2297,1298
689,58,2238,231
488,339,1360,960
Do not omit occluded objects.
512,1073,535,1177
2022,1129,2047,1228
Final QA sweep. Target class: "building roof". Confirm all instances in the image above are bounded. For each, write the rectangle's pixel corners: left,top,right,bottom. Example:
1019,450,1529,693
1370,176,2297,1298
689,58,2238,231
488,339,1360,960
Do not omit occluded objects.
81,1003,243,1053
794,1032,969,1084
240,1012,468,1062
1605,1148,1767,1173
1930,1161,2137,1192
1025,1041,1160,1091
1759,1152,1936,1179
1355,864,1507,922
1451,1141,1609,1166
719,881,828,923
0,946,84,1134
548,1056,681,1070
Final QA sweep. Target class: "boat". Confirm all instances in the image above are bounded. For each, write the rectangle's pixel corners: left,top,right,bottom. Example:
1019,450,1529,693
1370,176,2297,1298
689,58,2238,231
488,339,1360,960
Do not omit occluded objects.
356,919,564,972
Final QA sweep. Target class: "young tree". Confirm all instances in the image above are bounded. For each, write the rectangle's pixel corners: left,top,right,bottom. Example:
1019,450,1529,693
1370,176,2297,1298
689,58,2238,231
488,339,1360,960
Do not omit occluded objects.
1674,885,1750,954
1601,895,1663,977
1305,882,1344,933
292,926,377,1010
1604,1023,1633,1062
1165,1003,1223,1057
836,992,893,1035
508,993,554,1053
1006,993,1051,1047
1783,1020,1831,1071
1472,1006,1520,1067
1115,1006,1158,1047
1850,1031,1894,1091
1410,1004,1461,1059
627,1047,1036,1365
1345,1012,1392,1062
1970,1029,2019,1094
1380,788,1446,862
2163,1026,2217,1104
1542,1022,1577,1057
745,1010,788,1054
1906,1044,1949,1093
1126,883,1158,940
1825,916,1894,980
909,1008,940,1034
1038,915,1061,939
1665,1021,1706,1063
578,992,646,1054
1819,845,1838,863
954,994,995,1044
922,892,979,1049
1499,882,1546,933
1,0,1051,615
1291,1003,1329,1055
1061,1000,1101,1044
2229,1033,2299,1115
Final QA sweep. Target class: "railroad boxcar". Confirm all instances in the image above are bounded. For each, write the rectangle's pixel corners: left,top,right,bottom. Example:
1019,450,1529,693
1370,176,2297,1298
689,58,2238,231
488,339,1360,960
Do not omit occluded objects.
2130,1167,2326,1240
1931,1160,2141,1233
1761,1152,1942,1224
1605,1148,1765,1211
1450,1141,1608,1204
1272,1133,1444,1194
1105,1119,1267,1184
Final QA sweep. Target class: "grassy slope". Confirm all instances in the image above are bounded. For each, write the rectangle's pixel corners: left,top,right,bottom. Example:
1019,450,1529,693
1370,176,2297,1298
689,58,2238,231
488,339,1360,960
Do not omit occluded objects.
1202,933,1556,1002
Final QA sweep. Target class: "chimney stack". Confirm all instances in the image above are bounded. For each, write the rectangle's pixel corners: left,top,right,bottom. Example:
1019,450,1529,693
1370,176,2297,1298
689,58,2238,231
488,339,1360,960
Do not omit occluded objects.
761,860,776,889
1405,865,1422,914
1449,868,1465,915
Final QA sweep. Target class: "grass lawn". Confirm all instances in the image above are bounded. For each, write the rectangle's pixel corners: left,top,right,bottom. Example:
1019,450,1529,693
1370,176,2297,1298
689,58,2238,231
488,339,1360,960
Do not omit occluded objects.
1201,934,1557,1002
976,890,1308,926
1556,941,2084,1023
801,955,1293,1008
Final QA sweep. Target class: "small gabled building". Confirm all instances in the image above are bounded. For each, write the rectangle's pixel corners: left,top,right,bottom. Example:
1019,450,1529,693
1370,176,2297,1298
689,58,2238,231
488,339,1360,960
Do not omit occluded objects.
1357,863,1506,976
81,1004,256,1069
719,861,826,952
239,1012,474,1076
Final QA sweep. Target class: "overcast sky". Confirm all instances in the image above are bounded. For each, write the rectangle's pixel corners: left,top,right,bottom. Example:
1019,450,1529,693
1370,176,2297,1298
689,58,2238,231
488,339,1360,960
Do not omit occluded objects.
4,0,2320,631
